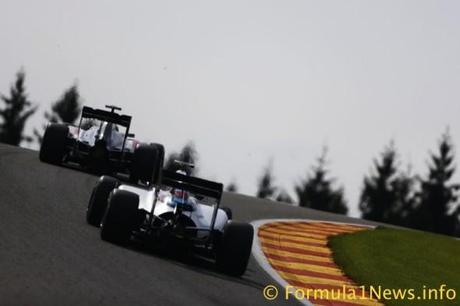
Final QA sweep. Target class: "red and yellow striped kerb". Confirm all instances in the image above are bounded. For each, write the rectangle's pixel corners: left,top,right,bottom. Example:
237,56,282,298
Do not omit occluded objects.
258,221,383,306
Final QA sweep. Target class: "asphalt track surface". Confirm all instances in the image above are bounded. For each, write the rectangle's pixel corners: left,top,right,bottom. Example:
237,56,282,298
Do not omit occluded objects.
0,144,382,306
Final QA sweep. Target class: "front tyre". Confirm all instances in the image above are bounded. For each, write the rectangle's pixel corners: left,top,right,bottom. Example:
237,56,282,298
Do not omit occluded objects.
86,176,119,227
39,123,69,164
216,222,254,276
100,189,140,245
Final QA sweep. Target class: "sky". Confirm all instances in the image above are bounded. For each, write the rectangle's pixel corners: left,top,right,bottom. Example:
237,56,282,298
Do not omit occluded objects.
1,0,460,217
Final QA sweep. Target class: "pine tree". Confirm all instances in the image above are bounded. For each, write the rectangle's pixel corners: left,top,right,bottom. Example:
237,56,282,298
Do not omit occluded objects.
0,70,37,146
276,189,293,204
256,161,277,199
165,142,198,175
392,167,417,225
48,85,81,124
295,149,348,214
34,85,82,143
226,181,238,192
409,132,460,235
359,143,414,225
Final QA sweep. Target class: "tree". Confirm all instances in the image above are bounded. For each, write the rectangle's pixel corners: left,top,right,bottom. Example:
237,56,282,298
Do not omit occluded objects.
0,70,37,146
359,142,414,225
165,142,198,176
226,181,238,192
408,132,460,235
392,167,417,225
49,85,81,124
34,85,82,143
256,161,277,199
276,189,293,204
295,149,348,214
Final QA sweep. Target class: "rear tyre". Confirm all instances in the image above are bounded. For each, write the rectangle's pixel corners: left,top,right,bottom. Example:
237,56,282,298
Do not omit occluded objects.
100,189,140,244
130,143,165,185
221,206,233,220
39,123,69,164
86,176,119,226
216,222,254,276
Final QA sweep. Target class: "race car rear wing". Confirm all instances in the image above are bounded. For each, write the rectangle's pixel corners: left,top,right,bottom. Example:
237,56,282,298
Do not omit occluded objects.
161,169,224,239
161,169,223,201
76,106,132,160
81,106,132,128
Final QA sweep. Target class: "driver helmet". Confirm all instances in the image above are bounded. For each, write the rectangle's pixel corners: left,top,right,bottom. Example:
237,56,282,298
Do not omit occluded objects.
171,170,189,205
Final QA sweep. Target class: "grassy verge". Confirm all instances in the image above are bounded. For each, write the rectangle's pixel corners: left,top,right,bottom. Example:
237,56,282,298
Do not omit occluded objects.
328,227,460,306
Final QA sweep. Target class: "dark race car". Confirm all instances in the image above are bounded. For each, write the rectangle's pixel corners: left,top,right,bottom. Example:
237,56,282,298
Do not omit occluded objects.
39,105,158,182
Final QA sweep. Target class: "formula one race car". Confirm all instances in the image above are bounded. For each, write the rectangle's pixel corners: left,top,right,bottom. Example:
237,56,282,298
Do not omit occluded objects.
86,144,254,276
39,105,157,182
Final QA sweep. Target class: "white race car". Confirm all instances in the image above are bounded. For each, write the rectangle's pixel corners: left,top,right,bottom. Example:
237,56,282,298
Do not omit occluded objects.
86,145,254,276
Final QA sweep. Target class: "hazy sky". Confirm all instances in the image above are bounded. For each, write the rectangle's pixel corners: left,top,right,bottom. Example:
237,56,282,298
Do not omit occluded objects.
1,0,460,216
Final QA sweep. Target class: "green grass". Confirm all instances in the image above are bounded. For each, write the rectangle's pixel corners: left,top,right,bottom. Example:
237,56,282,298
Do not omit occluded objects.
328,227,460,306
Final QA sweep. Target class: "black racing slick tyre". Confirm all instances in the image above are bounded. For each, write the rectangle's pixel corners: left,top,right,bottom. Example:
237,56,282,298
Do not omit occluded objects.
100,189,140,245
221,206,233,220
216,222,254,276
130,143,165,185
39,123,69,164
86,176,119,227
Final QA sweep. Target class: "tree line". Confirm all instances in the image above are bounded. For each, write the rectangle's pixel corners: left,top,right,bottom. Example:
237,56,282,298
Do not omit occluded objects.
253,134,460,237
0,70,81,146
1,69,459,237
